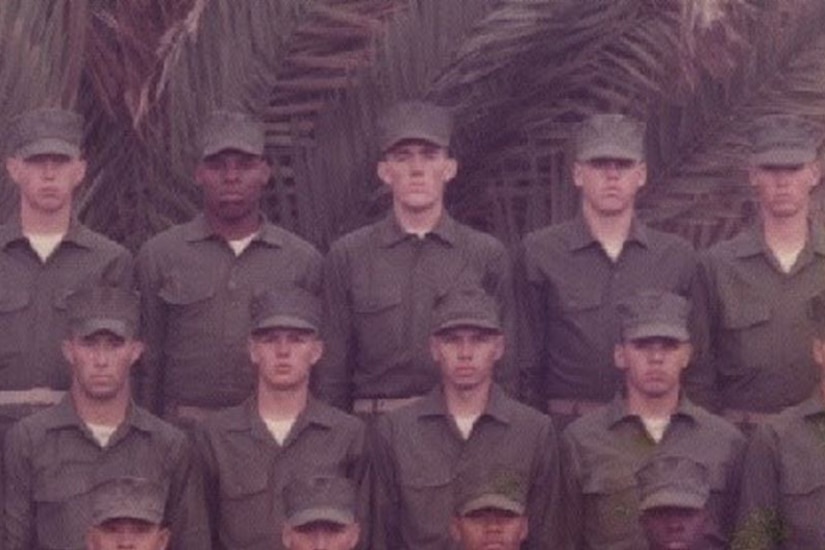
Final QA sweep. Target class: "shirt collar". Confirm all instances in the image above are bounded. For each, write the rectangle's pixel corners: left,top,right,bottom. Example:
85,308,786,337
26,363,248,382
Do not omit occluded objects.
605,393,699,429
733,221,825,259
566,214,649,252
182,212,284,247
799,392,825,419
416,383,515,425
0,214,96,251
228,396,336,441
42,395,153,434
377,212,460,248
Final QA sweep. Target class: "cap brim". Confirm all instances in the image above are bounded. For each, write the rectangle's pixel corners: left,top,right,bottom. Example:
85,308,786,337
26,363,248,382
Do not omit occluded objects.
577,144,643,162
382,132,449,152
433,318,502,334
17,138,80,159
640,490,707,512
751,148,816,166
459,495,525,517
73,319,132,339
624,323,689,342
253,315,318,333
288,507,354,528
202,140,264,159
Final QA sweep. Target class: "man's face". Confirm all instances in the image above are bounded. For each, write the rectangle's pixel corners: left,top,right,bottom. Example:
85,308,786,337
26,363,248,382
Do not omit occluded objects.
615,337,691,401
749,162,820,220
641,506,708,550
573,158,646,217
282,521,360,550
195,150,271,222
450,509,528,550
431,327,504,392
62,332,144,401
377,140,457,214
249,328,323,391
6,153,86,214
86,519,169,550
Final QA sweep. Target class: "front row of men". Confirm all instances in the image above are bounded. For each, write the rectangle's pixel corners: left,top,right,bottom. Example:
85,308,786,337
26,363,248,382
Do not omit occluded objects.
8,279,825,549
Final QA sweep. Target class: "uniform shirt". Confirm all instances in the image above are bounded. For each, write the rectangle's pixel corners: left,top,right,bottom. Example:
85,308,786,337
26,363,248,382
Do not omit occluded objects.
562,396,746,550
195,396,366,550
370,384,564,550
136,214,322,412
0,217,132,391
691,224,825,412
3,397,208,550
735,394,825,550
317,213,517,409
518,216,698,405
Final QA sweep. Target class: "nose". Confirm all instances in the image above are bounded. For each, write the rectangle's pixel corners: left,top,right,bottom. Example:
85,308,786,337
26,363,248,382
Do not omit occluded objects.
312,531,331,549
456,339,474,359
115,533,137,549
223,160,242,182
273,337,291,357
42,160,58,179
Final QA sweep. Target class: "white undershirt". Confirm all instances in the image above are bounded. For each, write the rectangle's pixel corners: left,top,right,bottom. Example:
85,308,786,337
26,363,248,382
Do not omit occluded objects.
263,417,296,445
453,414,480,440
602,241,623,262
228,233,256,256
26,233,64,262
641,416,670,443
86,422,117,447
774,248,802,273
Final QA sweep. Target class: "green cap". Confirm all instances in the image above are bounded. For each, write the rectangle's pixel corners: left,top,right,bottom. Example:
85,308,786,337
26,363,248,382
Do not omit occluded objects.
617,290,689,342
454,465,527,516
750,114,822,165
67,285,140,339
200,110,265,158
431,287,501,334
636,456,710,512
378,101,453,152
575,113,645,162
284,476,356,527
9,108,83,159
91,477,166,526
250,287,321,333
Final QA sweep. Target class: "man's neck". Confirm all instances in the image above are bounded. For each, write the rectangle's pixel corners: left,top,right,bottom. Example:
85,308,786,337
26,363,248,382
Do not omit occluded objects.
70,388,129,427
204,210,262,241
393,202,443,237
625,389,679,419
582,204,634,256
257,384,308,421
20,204,71,235
443,380,491,419
762,209,809,257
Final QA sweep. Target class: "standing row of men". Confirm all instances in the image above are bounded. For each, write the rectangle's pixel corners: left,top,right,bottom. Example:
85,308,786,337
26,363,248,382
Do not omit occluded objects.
1,100,824,549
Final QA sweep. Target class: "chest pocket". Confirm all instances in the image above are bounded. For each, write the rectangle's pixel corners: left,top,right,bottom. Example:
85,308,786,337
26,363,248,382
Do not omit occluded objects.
0,288,30,362
557,282,603,313
158,270,217,306
722,299,771,331
33,472,94,549
220,460,272,546
352,286,403,362
581,470,639,543
398,459,453,543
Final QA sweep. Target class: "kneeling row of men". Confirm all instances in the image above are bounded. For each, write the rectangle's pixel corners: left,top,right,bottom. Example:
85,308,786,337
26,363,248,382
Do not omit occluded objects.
5,281,822,549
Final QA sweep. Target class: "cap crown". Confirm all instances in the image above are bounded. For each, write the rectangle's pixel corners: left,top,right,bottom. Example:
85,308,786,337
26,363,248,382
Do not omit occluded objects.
431,286,501,334
250,287,321,333
67,285,139,339
9,108,83,159
91,477,166,526
750,114,822,165
378,101,453,152
284,475,356,527
617,289,689,342
200,110,265,158
636,456,710,511
575,113,645,162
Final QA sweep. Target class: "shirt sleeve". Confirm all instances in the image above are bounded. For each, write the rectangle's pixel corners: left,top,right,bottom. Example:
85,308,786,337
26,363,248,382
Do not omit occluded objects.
3,422,34,550
368,416,402,550
559,429,585,550
527,419,570,550
164,433,212,550
733,424,781,550
135,244,167,414
683,252,721,412
513,240,548,410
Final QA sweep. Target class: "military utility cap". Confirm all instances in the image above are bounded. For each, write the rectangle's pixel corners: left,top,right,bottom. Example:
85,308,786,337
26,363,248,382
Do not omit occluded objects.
617,289,689,342
378,100,453,152
9,108,83,159
575,113,646,162
200,110,265,159
91,477,166,526
454,465,527,517
284,475,357,527
750,114,822,165
67,285,140,339
431,287,502,334
636,456,710,512
250,287,321,333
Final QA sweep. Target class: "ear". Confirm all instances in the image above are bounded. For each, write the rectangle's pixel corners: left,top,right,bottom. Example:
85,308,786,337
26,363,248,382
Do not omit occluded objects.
258,160,272,184
572,162,585,189
430,335,442,363
449,517,462,543
344,523,361,548
281,526,292,549
680,343,694,370
5,156,22,183
614,343,627,371
309,338,324,366
61,339,75,365
70,158,87,188
194,163,207,186
158,527,171,550
128,340,145,364
85,530,98,550
492,333,505,362
377,160,393,187
813,337,825,367
809,161,821,189
518,517,529,542
442,157,458,183
635,162,648,189
748,165,760,186
248,337,260,366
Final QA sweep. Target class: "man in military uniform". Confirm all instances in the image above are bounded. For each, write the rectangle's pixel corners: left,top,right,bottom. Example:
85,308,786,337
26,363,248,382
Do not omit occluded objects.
281,476,361,550
318,100,517,414
136,110,322,419
734,291,825,550
693,114,825,419
518,113,698,421
85,477,170,550
637,456,720,550
370,287,563,550
562,290,745,549
3,285,208,550
450,466,529,550
196,288,366,550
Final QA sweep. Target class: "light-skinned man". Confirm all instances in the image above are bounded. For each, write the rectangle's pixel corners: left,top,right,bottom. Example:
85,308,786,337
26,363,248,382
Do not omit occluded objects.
281,476,361,550
693,114,825,419
370,287,562,550
562,290,745,549
318,100,516,414
136,110,322,420
518,113,698,421
85,477,170,550
196,288,366,550
3,285,208,550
